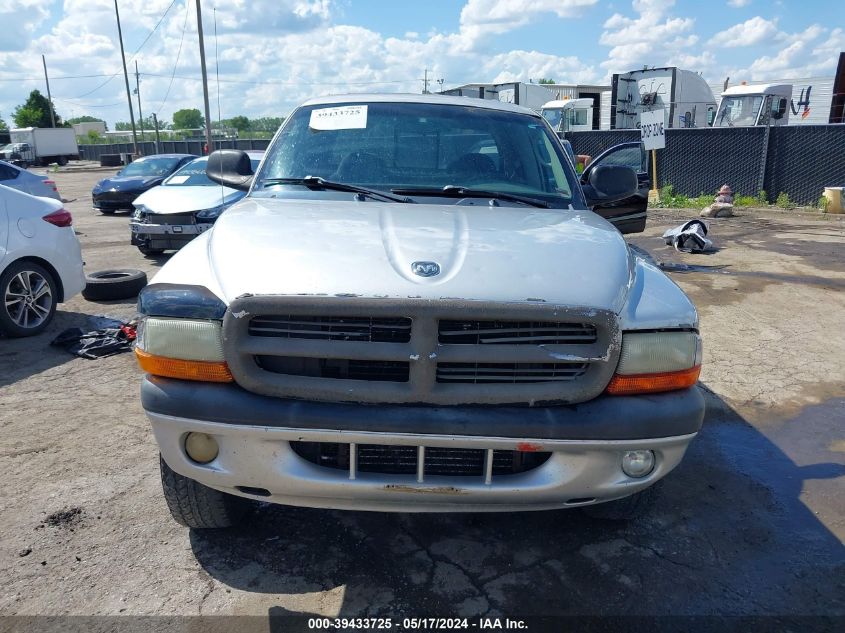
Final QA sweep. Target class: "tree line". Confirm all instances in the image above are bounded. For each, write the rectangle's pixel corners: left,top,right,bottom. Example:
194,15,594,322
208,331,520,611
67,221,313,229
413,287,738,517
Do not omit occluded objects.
0,92,284,141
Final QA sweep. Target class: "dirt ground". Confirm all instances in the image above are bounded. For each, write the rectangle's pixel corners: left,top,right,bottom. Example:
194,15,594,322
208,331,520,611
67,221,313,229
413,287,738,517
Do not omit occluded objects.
1,167,843,623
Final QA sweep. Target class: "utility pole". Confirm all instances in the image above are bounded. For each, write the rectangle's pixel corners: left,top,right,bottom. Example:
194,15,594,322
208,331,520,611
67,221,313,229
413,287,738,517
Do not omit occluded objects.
195,0,214,154
114,0,138,156
134,60,145,148
421,69,430,94
41,55,57,127
151,112,161,154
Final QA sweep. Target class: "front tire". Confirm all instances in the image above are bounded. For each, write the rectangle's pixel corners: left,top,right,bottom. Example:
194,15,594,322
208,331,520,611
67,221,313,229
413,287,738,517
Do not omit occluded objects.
138,244,165,256
0,261,58,338
582,483,661,521
159,456,250,529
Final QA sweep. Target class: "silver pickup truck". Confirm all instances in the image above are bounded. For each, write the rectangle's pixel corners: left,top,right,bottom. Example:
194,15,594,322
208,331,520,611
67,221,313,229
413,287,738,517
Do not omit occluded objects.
136,94,703,528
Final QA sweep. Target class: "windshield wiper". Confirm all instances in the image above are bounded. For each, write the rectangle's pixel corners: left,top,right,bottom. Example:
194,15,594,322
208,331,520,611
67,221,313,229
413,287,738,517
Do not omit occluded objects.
261,176,413,203
391,185,550,208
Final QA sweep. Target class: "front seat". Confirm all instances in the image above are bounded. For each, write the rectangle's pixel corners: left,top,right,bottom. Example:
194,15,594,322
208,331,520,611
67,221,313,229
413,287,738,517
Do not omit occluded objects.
447,153,497,183
331,151,385,183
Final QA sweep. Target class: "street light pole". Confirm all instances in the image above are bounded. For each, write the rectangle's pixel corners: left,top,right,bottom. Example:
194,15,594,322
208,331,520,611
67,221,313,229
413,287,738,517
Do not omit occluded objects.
195,0,214,154
114,0,138,156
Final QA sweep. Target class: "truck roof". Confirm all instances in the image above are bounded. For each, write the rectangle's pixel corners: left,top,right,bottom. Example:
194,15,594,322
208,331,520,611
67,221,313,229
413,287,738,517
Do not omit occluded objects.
299,93,542,117
722,84,791,96
541,98,594,109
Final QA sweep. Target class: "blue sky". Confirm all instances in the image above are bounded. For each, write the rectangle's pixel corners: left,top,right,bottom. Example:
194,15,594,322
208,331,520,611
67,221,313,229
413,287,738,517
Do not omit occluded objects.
0,0,841,127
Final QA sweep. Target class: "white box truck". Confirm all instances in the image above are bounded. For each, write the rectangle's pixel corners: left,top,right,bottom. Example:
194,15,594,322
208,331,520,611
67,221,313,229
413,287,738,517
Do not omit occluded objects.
3,128,79,167
611,67,717,129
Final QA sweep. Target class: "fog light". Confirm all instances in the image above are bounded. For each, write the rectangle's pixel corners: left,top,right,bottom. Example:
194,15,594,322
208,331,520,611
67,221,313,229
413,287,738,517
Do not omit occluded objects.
184,432,219,464
621,450,655,478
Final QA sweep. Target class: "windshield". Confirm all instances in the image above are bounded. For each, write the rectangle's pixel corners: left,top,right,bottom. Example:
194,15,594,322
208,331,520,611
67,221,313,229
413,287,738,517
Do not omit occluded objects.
714,96,763,127
541,109,563,131
256,102,577,207
165,156,262,186
119,157,183,177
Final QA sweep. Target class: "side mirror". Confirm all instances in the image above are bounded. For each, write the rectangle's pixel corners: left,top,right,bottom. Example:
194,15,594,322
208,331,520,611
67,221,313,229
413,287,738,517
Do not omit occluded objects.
581,165,638,207
772,98,787,120
206,149,254,191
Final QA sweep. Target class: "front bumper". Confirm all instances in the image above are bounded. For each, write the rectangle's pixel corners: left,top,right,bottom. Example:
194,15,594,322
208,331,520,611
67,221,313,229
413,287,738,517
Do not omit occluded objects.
130,219,212,250
93,193,137,210
143,377,704,512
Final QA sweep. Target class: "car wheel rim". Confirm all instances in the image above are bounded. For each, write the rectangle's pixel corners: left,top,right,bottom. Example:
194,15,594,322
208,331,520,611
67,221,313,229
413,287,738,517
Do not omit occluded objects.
5,270,52,329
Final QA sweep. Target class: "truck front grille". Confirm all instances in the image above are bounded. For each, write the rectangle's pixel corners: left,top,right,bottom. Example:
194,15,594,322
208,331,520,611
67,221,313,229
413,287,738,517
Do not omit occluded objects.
291,442,551,478
436,362,588,384
256,356,409,382
439,320,597,345
250,315,411,343
223,296,620,405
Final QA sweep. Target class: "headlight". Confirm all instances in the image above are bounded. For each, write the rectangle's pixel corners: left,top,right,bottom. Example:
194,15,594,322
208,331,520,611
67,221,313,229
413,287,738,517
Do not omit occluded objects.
132,205,147,221
607,331,701,395
135,317,232,382
195,203,227,221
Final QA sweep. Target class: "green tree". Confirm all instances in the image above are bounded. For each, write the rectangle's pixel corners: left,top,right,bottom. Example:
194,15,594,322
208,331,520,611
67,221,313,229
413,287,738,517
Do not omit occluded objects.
0,117,7,130
250,116,285,132
66,115,104,125
114,116,160,131
227,115,250,131
12,90,62,128
172,108,204,130
537,78,556,85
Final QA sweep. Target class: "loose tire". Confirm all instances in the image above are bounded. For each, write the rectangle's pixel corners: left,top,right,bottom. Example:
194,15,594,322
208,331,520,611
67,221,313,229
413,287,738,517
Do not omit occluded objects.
0,261,58,338
82,268,147,301
160,456,250,529
138,244,165,256
582,483,661,521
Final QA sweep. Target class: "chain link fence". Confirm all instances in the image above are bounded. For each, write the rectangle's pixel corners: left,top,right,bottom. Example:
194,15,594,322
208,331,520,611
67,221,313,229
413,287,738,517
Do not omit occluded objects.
566,125,845,205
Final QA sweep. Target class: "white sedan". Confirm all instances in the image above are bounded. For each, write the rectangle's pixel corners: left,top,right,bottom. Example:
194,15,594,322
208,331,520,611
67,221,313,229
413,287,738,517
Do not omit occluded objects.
0,160,62,200
130,152,263,255
0,184,85,337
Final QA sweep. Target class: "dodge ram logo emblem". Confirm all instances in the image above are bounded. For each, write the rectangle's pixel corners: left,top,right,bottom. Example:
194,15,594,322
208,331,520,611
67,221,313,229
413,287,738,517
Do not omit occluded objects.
411,261,441,277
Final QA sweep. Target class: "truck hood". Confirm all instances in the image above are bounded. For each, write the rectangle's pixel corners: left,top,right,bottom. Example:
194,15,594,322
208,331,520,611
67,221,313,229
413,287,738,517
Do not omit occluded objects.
203,198,633,312
134,185,243,214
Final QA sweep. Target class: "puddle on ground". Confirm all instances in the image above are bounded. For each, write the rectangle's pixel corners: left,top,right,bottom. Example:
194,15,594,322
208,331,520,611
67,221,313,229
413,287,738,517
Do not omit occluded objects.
659,261,845,289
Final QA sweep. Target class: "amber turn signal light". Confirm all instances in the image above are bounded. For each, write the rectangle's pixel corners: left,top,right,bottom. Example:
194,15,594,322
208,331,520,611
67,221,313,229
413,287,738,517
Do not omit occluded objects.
606,365,700,396
135,348,234,383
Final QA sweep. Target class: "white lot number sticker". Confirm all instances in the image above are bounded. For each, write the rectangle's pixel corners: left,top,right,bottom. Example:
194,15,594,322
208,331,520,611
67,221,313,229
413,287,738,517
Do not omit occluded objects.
640,108,666,151
167,175,189,184
309,105,368,131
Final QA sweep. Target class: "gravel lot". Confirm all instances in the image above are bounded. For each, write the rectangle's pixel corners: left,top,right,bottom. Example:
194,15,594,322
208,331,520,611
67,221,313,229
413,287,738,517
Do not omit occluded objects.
1,166,843,621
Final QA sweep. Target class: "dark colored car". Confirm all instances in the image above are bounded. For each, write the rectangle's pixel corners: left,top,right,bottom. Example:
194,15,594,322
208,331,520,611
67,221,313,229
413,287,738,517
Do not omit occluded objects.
92,154,196,214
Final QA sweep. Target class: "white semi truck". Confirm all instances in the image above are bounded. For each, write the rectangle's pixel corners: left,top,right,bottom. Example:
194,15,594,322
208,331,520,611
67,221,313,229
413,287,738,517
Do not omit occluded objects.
610,67,717,129
540,98,595,133
2,128,79,167
711,78,838,127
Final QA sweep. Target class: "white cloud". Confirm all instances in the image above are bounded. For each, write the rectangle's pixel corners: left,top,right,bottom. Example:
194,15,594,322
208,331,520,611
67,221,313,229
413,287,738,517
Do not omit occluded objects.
0,0,52,51
711,16,780,48
599,0,709,74
727,0,751,7
459,0,597,44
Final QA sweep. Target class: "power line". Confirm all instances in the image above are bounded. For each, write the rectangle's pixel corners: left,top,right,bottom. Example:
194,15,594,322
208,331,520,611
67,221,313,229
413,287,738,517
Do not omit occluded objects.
0,73,119,82
140,72,414,86
68,0,179,100
155,0,191,115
